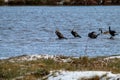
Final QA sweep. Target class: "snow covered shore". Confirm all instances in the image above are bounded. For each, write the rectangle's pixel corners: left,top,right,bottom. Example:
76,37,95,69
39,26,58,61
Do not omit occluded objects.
7,54,73,63
47,70,120,80
104,56,120,60
7,54,120,62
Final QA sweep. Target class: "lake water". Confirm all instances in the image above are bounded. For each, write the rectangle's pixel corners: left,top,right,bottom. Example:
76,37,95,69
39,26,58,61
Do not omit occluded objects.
0,6,120,59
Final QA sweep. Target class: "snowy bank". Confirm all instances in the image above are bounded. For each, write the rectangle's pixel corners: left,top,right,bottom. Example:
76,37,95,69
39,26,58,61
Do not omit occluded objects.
104,56,120,60
48,71,120,80
7,54,120,62
6,54,120,63
7,54,72,63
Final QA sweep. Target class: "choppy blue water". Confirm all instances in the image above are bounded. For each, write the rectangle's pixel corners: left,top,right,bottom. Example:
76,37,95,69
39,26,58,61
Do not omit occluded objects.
0,6,120,59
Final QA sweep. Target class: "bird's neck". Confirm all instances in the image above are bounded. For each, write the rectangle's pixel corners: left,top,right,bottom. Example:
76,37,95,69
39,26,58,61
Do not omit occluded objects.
100,29,102,33
97,33,100,36
109,27,111,31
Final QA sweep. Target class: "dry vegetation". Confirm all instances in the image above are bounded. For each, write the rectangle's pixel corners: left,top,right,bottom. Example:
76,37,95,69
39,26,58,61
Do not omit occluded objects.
0,0,120,5
0,55,120,80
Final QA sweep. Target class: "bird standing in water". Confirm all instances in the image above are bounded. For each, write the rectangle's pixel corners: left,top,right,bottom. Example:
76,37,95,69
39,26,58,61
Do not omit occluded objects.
109,26,118,39
55,29,67,39
88,31,100,39
71,29,81,38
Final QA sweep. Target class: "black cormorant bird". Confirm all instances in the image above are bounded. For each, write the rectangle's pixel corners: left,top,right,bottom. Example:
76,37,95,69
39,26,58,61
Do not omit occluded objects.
88,31,100,39
109,26,118,39
55,29,67,39
71,29,81,38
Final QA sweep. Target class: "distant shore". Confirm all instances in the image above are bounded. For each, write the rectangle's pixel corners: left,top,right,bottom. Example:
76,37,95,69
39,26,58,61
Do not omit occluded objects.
0,0,120,6
0,4,120,6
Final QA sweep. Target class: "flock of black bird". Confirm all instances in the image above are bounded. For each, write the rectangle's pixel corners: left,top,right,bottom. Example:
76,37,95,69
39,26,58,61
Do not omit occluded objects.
55,26,118,40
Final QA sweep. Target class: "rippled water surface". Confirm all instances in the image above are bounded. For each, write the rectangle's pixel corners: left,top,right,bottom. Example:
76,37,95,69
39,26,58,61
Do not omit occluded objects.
0,6,120,58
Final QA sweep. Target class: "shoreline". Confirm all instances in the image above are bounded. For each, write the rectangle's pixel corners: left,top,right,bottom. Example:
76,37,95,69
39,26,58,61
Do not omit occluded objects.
1,54,120,60
0,54,120,79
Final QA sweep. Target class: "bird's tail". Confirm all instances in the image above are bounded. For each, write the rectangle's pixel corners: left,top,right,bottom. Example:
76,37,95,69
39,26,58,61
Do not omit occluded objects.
78,35,81,38
63,37,68,39
115,33,119,35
